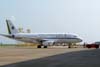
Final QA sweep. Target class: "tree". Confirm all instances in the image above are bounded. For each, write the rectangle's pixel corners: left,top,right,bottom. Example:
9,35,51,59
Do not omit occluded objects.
27,29,31,33
18,28,24,33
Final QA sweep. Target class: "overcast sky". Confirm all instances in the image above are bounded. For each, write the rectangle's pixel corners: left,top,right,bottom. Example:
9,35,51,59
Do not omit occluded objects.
0,0,100,44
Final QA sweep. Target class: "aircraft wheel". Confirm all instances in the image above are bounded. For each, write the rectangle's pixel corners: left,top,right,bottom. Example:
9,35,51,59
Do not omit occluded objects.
44,46,47,48
37,45,41,48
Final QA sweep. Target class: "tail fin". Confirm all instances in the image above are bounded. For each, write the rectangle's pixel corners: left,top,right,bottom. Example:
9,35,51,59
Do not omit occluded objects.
6,19,18,34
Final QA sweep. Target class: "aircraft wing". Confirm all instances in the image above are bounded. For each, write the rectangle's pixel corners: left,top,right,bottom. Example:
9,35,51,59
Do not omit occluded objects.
14,36,47,43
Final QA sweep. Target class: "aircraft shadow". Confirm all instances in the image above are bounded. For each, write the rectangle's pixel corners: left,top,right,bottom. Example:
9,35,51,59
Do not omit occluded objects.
1,49,100,67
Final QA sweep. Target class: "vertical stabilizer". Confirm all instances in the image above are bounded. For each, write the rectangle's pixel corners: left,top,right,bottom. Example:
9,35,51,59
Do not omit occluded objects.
6,19,18,34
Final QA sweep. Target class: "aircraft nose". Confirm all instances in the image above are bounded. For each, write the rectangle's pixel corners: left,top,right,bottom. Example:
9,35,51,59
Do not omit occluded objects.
78,38,82,42
80,39,82,42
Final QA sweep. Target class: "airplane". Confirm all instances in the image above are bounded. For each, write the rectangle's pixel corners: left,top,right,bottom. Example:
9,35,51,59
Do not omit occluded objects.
0,19,82,48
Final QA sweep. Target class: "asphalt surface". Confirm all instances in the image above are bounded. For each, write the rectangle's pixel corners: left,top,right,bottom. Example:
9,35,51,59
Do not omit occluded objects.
0,47,100,67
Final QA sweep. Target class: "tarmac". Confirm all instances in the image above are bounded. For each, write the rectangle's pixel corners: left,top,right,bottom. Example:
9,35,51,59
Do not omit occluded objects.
0,46,100,67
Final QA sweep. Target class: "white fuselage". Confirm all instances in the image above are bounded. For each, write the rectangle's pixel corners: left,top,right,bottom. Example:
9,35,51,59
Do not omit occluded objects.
12,33,82,44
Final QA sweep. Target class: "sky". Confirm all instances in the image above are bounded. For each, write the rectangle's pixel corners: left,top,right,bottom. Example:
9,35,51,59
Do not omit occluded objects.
0,0,100,44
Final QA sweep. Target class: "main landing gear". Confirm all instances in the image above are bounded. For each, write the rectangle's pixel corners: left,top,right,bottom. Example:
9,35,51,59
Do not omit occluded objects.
37,45,48,48
43,46,47,48
37,41,48,48
37,45,42,48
